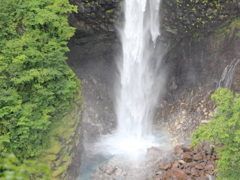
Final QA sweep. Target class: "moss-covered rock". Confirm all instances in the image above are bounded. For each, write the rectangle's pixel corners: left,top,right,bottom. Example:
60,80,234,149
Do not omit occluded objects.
161,0,240,39
40,92,84,180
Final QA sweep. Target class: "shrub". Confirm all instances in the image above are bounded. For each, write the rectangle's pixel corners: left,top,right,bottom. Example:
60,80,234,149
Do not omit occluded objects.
191,88,240,179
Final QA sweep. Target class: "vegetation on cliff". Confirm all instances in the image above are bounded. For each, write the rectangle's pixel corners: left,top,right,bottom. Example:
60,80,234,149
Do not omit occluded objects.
0,0,81,178
192,88,240,179
0,153,51,180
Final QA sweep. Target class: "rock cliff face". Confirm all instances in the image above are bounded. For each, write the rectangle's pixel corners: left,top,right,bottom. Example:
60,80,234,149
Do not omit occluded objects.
157,22,240,143
67,1,240,178
69,0,122,33
69,0,240,36
161,0,240,38
68,0,240,142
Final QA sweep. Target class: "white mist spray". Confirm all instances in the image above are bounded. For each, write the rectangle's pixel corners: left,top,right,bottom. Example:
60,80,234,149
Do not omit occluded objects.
95,0,168,157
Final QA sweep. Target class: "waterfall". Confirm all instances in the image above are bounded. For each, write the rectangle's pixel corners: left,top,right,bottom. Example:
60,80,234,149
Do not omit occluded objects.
78,1,171,179
94,0,168,157
218,59,240,89
116,0,161,139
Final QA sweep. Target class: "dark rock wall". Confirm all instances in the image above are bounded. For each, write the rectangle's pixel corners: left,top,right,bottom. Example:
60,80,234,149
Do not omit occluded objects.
67,32,118,143
69,0,122,33
161,0,240,38
157,23,240,143
69,0,240,36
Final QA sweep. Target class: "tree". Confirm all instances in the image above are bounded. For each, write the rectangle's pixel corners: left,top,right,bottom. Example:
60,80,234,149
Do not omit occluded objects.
0,0,81,160
191,88,240,179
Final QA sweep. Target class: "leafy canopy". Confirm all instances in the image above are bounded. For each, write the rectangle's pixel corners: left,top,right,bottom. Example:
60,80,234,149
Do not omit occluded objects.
0,0,80,160
191,88,240,179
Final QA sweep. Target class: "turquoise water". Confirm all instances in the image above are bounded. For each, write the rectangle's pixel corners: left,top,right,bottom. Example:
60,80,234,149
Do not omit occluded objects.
78,151,112,180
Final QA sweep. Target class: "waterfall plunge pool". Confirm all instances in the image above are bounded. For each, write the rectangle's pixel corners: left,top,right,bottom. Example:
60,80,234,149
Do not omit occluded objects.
78,131,173,180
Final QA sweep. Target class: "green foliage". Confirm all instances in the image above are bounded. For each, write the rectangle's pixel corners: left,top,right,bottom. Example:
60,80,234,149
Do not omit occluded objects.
106,9,114,13
0,0,80,161
220,17,240,38
0,153,51,180
191,88,240,179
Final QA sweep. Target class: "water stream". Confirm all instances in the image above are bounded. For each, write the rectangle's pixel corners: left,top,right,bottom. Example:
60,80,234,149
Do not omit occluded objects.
79,0,172,179
218,59,240,89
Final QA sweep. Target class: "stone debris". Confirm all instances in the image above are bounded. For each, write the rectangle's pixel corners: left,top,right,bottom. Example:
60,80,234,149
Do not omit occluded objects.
152,141,217,180
92,141,218,180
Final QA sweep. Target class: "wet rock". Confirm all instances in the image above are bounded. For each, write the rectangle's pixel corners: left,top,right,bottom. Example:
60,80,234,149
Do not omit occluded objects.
156,171,164,175
215,155,220,160
106,166,116,175
113,175,124,180
165,168,189,179
159,162,172,171
195,176,209,180
172,161,179,168
99,164,107,172
114,167,123,176
174,145,183,154
181,152,192,163
182,144,192,152
177,159,185,164
206,174,215,180
189,162,198,168
184,168,191,175
204,163,215,171
146,147,162,163
191,168,200,177
193,153,203,161
195,164,204,170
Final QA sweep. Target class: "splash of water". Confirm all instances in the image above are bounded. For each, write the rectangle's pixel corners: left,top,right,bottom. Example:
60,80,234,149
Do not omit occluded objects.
95,0,168,157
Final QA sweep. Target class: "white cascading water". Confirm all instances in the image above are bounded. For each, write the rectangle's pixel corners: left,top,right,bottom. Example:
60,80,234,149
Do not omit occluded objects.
116,0,161,139
218,59,240,89
95,0,169,158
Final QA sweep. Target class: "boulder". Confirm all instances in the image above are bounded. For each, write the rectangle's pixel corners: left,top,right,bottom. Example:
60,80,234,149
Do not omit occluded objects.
114,167,123,176
191,168,200,177
195,164,204,170
184,168,191,175
181,152,192,163
159,162,172,171
174,145,184,154
182,144,192,152
195,176,209,180
193,153,203,161
204,163,215,171
105,166,116,175
172,161,180,168
165,168,190,180
146,147,162,162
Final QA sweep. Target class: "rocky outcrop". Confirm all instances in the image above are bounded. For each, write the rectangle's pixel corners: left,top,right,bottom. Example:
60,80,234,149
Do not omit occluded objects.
156,17,240,143
152,141,218,180
69,0,240,37
69,0,122,33
161,0,240,38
